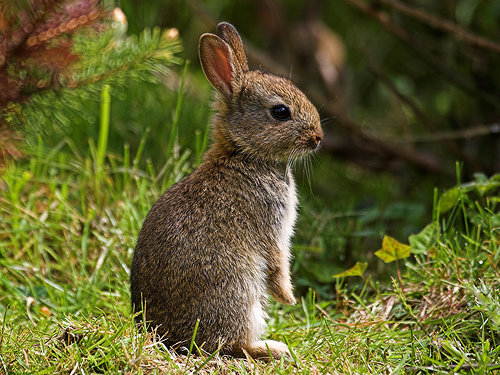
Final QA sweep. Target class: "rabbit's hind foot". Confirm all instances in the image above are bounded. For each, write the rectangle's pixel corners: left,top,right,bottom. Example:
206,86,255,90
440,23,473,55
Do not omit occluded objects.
243,340,291,361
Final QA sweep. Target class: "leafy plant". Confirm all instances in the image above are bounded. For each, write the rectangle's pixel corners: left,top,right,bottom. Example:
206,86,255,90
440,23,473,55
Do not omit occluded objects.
374,235,411,263
333,261,367,278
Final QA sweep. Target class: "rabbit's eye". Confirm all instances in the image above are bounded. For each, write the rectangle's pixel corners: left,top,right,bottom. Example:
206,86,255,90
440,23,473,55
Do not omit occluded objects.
270,104,291,121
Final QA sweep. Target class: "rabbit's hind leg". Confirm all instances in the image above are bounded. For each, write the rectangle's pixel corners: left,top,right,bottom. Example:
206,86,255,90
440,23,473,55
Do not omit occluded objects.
241,299,291,360
230,297,290,361
243,340,291,361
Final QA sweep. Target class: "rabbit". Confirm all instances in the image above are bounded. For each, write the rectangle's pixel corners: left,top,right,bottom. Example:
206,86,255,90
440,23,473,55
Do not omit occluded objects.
130,22,323,361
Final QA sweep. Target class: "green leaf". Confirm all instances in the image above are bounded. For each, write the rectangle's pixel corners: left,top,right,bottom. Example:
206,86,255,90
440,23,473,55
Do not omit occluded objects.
409,222,439,254
333,262,367,278
375,236,411,263
438,187,459,213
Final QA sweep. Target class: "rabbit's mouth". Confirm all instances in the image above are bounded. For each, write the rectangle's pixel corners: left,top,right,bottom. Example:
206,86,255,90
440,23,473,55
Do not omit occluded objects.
308,133,323,150
288,131,323,161
300,126,324,152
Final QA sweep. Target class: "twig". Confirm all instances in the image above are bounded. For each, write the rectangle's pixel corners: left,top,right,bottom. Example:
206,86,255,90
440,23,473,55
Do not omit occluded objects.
340,0,500,108
375,0,500,54
315,304,334,322
382,123,500,143
367,62,486,171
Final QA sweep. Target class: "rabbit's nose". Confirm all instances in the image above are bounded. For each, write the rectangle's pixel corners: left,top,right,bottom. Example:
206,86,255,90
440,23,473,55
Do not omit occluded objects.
311,127,323,148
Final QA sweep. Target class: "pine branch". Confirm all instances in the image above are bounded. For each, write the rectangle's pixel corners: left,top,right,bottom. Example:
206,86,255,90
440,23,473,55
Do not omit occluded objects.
67,27,181,88
10,27,182,136
0,0,105,106
0,1,182,170
0,0,109,169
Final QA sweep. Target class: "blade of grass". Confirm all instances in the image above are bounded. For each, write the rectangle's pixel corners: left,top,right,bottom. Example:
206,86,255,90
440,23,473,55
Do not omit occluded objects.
96,84,111,208
186,318,200,367
166,61,190,159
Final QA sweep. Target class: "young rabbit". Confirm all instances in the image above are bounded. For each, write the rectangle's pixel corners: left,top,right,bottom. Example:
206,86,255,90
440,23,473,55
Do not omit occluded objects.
130,22,323,360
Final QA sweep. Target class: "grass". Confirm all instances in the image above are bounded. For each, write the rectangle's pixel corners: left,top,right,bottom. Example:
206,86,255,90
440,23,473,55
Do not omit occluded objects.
0,86,499,374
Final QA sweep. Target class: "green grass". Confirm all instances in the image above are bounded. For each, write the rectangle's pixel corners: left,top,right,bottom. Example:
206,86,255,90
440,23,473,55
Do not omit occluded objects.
1,88,499,374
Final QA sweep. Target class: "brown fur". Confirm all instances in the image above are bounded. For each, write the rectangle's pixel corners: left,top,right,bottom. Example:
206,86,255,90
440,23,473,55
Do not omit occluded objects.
130,22,323,361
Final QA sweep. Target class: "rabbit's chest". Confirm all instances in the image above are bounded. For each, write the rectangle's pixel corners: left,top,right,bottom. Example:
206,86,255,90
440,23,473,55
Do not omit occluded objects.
276,175,298,250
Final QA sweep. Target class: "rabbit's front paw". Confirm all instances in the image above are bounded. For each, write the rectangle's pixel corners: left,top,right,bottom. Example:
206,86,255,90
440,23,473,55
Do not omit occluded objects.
276,289,296,305
269,280,296,305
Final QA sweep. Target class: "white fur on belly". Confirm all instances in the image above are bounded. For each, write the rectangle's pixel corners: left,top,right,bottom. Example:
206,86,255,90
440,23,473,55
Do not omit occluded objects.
246,297,267,343
278,175,298,252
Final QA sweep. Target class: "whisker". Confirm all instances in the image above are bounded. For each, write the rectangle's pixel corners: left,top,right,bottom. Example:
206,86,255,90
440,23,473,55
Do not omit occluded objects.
285,157,290,181
302,155,311,191
291,149,300,173
286,146,321,190
290,149,298,167
285,147,297,181
294,149,301,166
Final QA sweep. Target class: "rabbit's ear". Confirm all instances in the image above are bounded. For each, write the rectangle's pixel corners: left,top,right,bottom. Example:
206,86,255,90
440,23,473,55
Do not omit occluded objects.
199,33,236,96
217,22,249,73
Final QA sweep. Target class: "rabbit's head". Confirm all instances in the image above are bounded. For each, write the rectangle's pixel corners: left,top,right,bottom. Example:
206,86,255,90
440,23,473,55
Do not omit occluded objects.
199,23,323,163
